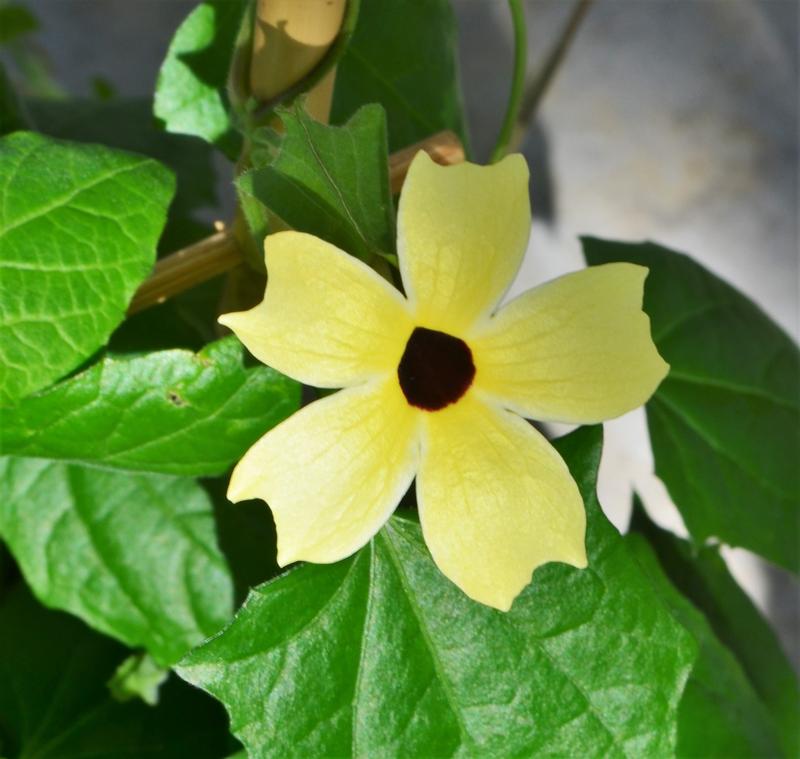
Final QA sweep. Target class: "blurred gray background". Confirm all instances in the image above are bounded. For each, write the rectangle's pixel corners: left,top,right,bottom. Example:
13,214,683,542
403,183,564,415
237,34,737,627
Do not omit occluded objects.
12,0,800,664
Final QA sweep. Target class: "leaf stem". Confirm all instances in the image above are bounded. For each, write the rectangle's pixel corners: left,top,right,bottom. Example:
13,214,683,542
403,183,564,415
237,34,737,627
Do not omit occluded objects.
490,0,528,163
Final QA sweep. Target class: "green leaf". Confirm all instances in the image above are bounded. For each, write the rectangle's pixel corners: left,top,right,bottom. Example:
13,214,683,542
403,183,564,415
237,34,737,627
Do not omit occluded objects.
26,97,219,251
331,0,469,152
0,131,174,405
0,583,234,759
0,457,234,666
627,531,783,757
1,337,300,477
630,500,799,757
238,103,395,264
583,238,800,572
178,427,696,758
154,0,247,158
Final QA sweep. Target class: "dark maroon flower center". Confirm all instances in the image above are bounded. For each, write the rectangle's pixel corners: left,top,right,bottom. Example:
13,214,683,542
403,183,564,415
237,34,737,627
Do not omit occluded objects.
397,327,475,411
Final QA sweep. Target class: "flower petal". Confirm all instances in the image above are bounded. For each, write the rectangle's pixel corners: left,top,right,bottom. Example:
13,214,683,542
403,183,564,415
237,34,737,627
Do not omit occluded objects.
396,151,531,334
416,394,586,611
219,231,413,388
470,263,669,424
228,378,420,566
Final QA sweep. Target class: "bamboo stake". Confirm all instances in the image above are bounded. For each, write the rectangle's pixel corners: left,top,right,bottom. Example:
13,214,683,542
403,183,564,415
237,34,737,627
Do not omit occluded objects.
227,0,348,289
128,230,241,315
127,130,465,316
249,0,346,120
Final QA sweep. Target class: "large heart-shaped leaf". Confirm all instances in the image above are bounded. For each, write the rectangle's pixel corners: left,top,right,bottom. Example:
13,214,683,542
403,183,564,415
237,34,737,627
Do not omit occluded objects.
0,583,234,759
178,427,697,758
583,238,800,572
0,457,233,666
1,337,300,477
0,131,174,404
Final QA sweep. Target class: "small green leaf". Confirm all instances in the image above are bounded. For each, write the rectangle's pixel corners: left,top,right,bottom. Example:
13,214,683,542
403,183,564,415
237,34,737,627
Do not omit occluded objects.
238,103,395,264
108,651,169,706
178,427,696,758
0,457,234,666
1,337,300,477
331,0,469,152
627,531,783,758
154,0,247,158
0,131,174,405
583,238,800,572
631,500,799,757
0,583,234,759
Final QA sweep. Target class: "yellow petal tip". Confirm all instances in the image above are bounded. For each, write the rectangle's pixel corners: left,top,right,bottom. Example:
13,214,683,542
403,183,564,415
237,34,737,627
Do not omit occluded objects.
225,482,245,504
568,549,589,570
225,463,253,504
276,548,295,568
217,311,241,330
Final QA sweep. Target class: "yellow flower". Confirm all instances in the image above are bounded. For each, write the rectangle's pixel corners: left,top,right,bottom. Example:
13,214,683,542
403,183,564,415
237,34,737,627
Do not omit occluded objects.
220,152,668,611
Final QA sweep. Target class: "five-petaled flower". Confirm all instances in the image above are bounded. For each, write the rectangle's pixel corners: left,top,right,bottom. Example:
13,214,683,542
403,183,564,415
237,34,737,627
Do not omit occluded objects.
220,152,668,611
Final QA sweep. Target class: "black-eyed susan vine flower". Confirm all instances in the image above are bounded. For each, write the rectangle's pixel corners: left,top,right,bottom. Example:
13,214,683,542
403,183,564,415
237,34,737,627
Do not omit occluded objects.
219,152,668,611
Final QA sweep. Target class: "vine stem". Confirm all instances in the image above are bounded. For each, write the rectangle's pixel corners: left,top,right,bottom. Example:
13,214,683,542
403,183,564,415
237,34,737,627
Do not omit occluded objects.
490,0,528,163
507,0,595,153
127,131,465,316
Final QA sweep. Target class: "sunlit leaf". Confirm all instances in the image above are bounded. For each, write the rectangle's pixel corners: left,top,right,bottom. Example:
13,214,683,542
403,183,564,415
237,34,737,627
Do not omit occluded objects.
1,337,300,477
153,0,247,157
0,132,174,404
